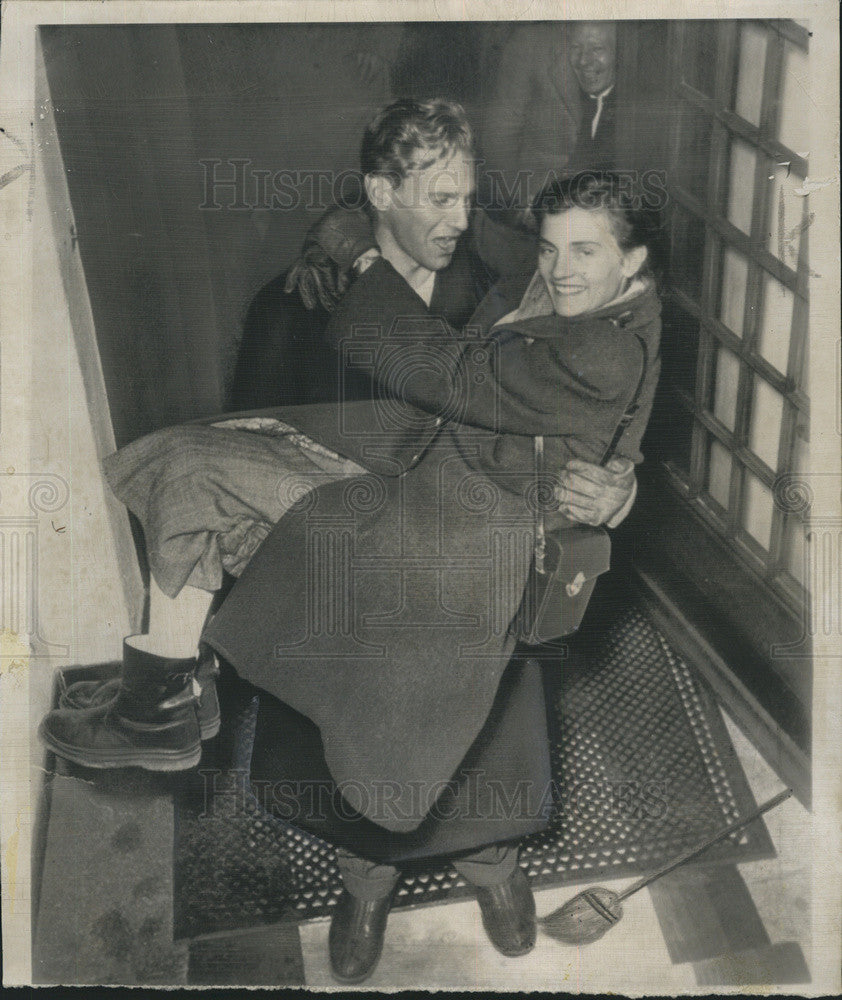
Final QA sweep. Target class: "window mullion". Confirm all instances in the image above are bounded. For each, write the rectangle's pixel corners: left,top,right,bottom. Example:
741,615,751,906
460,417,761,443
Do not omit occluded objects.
695,22,738,511
729,27,784,546
771,207,810,578
788,209,810,393
768,18,811,50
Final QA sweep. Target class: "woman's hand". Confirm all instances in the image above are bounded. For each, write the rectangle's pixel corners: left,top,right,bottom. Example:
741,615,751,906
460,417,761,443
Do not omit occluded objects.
554,458,637,527
284,207,377,311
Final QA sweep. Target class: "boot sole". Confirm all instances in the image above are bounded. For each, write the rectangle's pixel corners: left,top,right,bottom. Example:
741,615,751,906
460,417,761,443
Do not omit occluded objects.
482,936,536,958
330,961,382,986
199,714,221,741
199,719,221,743
38,720,202,772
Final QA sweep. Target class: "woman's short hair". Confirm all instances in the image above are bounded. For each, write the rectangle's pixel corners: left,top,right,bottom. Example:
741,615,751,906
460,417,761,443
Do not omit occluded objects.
360,98,474,186
532,172,651,252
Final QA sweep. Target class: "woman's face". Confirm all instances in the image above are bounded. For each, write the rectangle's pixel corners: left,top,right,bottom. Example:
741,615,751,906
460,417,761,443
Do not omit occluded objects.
538,207,646,317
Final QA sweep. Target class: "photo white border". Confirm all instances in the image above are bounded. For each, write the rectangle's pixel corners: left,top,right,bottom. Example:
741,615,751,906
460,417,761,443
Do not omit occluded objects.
1,0,839,991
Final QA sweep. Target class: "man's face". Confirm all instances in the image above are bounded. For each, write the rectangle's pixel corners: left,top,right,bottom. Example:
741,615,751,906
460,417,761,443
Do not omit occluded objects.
538,207,645,317
377,150,474,272
570,23,617,96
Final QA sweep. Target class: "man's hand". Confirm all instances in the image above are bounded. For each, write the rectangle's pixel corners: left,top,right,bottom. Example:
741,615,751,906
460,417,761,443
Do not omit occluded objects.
554,458,637,528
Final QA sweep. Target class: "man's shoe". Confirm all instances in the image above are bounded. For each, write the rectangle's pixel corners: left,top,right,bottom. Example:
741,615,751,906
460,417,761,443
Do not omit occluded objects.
328,890,392,984
58,651,221,741
474,866,536,957
38,636,202,771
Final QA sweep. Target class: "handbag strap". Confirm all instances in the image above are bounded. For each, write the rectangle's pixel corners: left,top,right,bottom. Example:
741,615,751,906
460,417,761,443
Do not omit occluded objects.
599,331,649,467
534,434,547,573
532,327,649,561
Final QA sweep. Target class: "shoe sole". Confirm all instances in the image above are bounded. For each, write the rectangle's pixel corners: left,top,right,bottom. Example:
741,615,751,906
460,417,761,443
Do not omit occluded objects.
479,914,536,957
38,720,202,772
55,707,219,743
330,968,379,985
484,938,536,958
198,711,220,742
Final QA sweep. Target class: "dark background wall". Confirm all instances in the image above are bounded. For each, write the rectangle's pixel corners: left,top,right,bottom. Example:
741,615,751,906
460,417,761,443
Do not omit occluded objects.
40,21,667,448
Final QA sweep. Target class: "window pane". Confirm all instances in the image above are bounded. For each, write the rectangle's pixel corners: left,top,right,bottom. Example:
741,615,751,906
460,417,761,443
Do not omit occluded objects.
749,377,783,469
670,207,707,302
767,164,807,265
726,138,756,235
674,101,712,200
743,474,773,550
734,22,767,125
712,346,740,430
707,439,732,509
756,273,793,374
718,246,749,336
778,39,810,154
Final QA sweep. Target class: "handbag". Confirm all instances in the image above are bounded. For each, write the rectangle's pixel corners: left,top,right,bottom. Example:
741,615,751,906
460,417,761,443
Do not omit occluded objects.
512,328,649,644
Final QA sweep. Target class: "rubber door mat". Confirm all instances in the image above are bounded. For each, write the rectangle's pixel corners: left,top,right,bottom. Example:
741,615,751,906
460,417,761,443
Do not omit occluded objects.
173,599,774,939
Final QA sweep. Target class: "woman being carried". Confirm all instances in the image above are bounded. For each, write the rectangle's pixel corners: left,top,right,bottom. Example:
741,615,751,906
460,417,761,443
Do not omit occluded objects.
40,168,660,814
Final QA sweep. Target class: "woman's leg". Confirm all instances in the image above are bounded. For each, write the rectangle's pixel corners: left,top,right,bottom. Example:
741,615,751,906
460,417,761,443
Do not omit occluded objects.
144,577,215,659
40,422,365,770
40,586,221,770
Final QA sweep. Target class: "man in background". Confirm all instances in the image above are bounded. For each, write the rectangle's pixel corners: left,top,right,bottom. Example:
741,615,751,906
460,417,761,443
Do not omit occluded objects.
568,21,619,172
481,20,668,209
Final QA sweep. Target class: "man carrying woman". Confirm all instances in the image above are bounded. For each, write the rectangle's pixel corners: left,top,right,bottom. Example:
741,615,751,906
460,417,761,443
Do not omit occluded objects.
40,98,659,983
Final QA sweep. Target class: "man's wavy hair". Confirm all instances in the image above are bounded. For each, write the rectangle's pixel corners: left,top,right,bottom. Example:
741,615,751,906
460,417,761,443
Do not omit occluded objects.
360,98,474,187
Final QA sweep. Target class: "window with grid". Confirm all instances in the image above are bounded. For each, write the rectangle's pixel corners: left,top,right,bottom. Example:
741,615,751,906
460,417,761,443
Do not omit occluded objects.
661,18,810,616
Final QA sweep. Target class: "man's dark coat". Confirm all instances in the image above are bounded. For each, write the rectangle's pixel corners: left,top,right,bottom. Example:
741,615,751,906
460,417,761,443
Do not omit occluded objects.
227,238,499,411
